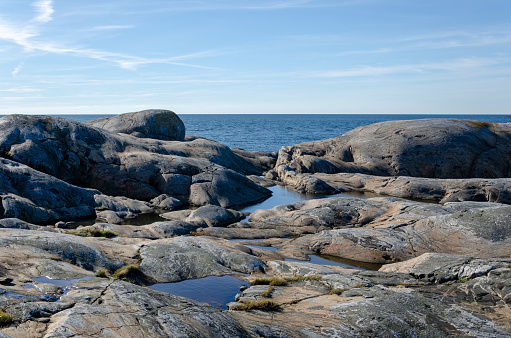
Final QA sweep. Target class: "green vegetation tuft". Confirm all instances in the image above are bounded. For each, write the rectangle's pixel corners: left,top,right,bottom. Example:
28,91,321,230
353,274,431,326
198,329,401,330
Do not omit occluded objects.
132,250,142,263
260,286,274,298
251,275,322,287
286,275,322,282
231,299,280,311
329,288,349,295
95,269,109,278
251,277,287,286
0,309,13,327
113,264,149,285
73,229,117,238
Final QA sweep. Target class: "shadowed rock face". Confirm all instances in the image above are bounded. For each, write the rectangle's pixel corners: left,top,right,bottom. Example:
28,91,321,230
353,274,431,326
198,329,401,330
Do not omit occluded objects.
0,158,152,224
276,119,511,179
0,114,270,207
86,109,186,141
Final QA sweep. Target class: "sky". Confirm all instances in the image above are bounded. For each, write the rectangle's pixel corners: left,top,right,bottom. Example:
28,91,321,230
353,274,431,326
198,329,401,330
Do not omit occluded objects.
0,0,510,115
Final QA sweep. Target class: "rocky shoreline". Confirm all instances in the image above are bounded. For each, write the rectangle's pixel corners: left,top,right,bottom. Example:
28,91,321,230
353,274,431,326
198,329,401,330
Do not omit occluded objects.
1,110,511,337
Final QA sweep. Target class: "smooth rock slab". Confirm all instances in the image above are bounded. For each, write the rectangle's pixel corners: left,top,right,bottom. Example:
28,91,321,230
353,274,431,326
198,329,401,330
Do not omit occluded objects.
1,278,251,338
139,237,266,282
275,118,511,179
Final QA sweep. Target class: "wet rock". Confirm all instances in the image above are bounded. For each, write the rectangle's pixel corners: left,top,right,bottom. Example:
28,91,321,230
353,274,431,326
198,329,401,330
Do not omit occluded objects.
86,109,186,141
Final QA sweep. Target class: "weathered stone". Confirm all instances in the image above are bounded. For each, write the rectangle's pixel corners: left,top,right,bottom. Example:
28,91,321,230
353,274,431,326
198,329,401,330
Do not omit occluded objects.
186,205,245,227
149,194,183,210
275,119,511,179
282,201,511,263
0,115,271,207
86,109,186,141
1,278,251,338
139,237,266,282
231,148,278,173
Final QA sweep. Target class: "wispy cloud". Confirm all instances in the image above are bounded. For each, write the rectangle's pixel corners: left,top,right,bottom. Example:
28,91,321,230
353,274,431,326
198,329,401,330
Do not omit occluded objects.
314,57,506,78
335,29,511,56
32,0,54,24
0,87,41,93
11,62,24,77
0,1,217,70
83,25,135,31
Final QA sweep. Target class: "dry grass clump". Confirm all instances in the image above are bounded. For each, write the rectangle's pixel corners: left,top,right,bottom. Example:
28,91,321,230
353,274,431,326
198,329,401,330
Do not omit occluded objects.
251,275,322,286
95,269,109,278
0,309,13,327
230,299,280,311
260,286,274,298
251,277,287,286
73,229,117,238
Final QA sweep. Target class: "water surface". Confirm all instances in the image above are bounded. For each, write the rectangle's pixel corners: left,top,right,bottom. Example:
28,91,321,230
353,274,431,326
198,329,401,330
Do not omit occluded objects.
149,275,248,309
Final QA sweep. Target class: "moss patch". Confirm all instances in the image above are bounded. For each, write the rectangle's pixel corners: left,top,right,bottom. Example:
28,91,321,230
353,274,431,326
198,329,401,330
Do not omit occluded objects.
73,229,117,238
231,299,280,311
95,269,109,278
0,309,13,327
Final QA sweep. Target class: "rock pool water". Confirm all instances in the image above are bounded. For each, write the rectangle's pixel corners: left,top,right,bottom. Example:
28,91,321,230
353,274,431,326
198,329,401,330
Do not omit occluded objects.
149,275,248,309
286,254,382,271
237,184,377,215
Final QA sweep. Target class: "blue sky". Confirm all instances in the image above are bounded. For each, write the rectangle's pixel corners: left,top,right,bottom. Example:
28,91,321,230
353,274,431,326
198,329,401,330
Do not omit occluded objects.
1,0,510,115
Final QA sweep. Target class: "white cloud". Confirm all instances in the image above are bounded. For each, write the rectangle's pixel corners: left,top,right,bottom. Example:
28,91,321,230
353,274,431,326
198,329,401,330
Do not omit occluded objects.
314,57,506,78
0,2,218,70
83,25,135,31
32,0,54,24
0,87,41,93
11,62,24,77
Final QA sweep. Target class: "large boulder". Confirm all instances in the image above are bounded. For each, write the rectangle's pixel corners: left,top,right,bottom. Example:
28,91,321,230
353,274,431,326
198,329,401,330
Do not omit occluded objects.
275,119,511,179
0,115,270,207
0,157,152,224
86,109,186,141
139,237,266,282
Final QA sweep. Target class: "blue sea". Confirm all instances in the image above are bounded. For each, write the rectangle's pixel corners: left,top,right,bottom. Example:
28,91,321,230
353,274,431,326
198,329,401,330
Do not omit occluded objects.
19,114,511,152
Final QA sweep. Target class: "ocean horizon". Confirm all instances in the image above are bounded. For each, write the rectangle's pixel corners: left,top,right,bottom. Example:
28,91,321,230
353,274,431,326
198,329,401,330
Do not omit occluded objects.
2,113,509,152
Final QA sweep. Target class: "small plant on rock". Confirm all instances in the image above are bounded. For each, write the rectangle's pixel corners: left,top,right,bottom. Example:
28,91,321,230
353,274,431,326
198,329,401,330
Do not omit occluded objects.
260,286,274,298
73,229,117,238
95,269,109,278
0,309,13,327
231,299,280,311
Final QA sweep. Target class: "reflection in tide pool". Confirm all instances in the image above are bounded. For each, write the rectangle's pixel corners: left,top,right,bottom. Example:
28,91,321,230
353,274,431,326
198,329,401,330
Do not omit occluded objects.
246,245,279,251
238,184,343,215
238,184,377,216
286,254,382,271
149,275,248,309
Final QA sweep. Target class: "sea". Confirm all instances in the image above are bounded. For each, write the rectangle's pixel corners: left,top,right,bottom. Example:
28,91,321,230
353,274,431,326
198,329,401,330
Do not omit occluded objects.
49,114,511,153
